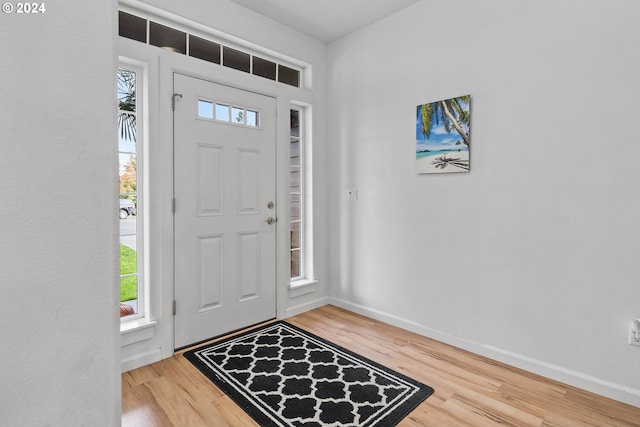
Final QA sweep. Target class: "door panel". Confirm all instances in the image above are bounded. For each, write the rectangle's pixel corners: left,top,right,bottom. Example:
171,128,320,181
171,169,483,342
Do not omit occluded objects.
196,234,223,311
196,144,223,216
237,149,260,214
174,74,277,348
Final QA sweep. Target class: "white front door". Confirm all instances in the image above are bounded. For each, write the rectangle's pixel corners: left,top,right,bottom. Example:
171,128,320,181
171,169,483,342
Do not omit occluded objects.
173,73,277,349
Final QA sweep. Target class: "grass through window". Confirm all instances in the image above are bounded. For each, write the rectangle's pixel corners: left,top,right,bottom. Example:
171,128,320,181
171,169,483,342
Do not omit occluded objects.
120,244,137,302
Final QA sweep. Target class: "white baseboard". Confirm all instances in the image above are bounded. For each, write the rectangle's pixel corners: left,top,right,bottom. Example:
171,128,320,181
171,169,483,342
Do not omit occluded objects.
328,297,640,408
284,296,330,319
121,348,162,373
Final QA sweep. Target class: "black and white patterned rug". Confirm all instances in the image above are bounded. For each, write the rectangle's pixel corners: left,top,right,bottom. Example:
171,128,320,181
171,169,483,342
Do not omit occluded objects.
184,321,434,426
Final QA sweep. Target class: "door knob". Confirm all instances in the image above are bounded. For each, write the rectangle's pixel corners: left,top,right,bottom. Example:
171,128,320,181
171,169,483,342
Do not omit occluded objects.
265,217,277,225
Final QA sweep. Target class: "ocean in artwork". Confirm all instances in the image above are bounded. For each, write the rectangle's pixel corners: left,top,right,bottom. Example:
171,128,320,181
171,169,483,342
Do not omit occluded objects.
416,149,468,159
416,95,471,174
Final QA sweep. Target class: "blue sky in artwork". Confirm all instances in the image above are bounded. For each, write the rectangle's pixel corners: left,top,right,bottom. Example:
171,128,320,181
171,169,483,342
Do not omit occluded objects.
416,103,469,152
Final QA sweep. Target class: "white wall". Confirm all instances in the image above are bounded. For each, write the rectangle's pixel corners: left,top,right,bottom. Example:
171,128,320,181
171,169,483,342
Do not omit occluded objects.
0,1,121,425
328,0,640,406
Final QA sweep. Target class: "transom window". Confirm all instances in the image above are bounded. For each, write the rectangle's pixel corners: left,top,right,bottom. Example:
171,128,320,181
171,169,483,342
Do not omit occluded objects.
119,10,301,88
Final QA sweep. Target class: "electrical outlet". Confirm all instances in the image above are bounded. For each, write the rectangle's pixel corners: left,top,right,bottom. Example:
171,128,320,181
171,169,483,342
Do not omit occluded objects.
347,189,358,201
629,318,640,347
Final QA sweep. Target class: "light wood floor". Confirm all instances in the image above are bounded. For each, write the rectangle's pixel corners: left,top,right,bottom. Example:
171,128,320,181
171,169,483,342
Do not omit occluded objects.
122,305,640,426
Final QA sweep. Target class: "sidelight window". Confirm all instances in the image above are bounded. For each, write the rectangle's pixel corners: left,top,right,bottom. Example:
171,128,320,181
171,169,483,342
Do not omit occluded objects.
118,66,143,319
290,109,304,280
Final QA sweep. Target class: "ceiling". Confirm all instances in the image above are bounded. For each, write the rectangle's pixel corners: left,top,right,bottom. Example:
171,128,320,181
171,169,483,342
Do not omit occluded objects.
228,0,421,43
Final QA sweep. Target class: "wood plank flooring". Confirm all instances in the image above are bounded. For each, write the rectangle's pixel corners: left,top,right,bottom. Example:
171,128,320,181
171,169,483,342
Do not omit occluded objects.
122,305,640,426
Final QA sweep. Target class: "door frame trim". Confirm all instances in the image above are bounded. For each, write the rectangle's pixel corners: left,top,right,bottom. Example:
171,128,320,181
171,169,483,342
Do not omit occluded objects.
156,50,314,357
172,72,278,348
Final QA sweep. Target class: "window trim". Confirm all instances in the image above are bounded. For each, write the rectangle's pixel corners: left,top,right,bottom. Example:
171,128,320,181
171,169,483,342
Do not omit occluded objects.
290,108,304,281
118,60,146,324
289,105,314,287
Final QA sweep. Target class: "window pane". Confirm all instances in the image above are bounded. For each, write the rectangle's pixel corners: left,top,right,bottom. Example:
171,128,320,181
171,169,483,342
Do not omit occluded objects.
117,69,136,107
279,64,300,87
223,46,251,73
119,197,137,224
216,104,230,121
119,131,136,153
118,69,137,146
290,140,300,166
291,221,300,250
290,110,300,137
290,168,300,190
120,275,138,306
119,154,137,196
246,110,258,127
232,107,244,124
291,250,300,278
189,35,221,64
198,100,214,119
253,56,276,80
149,21,186,54
120,238,138,309
119,11,147,43
291,195,301,221
120,241,137,271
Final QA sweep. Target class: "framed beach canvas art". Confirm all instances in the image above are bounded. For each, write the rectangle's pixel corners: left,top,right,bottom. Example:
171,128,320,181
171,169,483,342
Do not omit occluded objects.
416,95,471,174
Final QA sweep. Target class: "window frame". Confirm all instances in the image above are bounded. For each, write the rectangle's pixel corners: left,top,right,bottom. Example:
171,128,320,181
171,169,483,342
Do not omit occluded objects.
118,61,146,323
289,105,314,287
290,108,304,281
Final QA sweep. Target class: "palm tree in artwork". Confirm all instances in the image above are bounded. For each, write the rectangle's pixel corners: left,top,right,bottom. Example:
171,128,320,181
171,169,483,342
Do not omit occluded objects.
419,95,470,147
